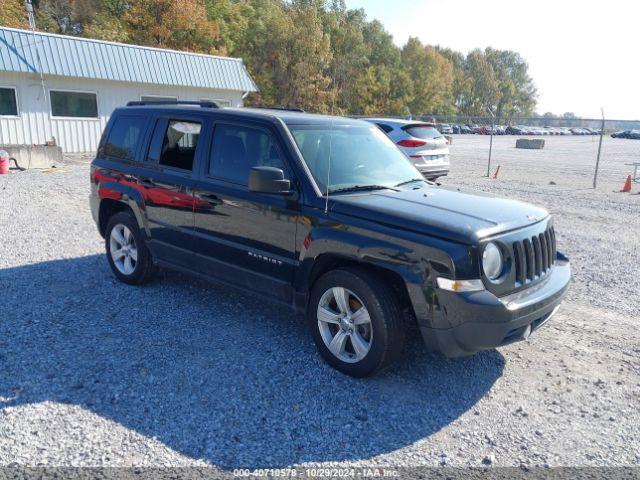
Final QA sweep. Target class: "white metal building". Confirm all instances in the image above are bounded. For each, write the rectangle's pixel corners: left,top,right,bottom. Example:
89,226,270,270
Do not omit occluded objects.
0,27,258,153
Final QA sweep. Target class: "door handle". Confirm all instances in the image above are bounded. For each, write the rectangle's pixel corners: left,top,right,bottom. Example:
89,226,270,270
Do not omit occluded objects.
138,177,156,188
199,193,223,206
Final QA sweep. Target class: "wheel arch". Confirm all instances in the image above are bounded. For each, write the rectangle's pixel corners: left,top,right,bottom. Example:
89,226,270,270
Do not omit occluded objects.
302,253,417,321
96,181,148,238
98,197,147,239
98,199,132,237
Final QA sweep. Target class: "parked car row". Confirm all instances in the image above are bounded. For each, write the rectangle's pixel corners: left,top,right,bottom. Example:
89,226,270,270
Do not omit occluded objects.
439,124,602,136
611,130,640,139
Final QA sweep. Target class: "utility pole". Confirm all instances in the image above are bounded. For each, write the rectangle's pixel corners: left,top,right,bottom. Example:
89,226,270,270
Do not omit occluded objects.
25,0,36,30
593,108,605,189
486,107,495,177
24,0,47,100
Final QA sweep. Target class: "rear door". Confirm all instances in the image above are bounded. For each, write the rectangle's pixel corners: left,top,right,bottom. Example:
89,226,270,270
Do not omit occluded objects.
140,113,209,267
191,120,300,302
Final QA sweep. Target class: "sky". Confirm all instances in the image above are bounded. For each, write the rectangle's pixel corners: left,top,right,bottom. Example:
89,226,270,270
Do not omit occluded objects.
344,0,639,120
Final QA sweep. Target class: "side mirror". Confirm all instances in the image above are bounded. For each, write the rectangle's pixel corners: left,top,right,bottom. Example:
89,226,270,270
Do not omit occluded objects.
248,166,292,194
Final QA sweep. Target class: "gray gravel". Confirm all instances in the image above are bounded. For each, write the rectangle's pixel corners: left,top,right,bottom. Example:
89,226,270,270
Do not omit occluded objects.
0,137,638,469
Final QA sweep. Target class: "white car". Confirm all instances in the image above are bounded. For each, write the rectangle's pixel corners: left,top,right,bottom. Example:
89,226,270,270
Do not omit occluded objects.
364,118,450,180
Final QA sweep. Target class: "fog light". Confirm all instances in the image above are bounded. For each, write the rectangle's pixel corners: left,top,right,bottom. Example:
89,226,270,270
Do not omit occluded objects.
436,278,485,292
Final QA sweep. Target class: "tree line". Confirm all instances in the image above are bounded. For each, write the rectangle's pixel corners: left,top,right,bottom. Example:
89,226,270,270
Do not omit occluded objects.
1,0,538,118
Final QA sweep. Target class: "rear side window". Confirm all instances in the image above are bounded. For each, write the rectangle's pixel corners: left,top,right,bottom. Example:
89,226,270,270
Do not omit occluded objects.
158,120,201,171
403,124,442,139
103,115,146,161
209,124,285,185
376,123,393,133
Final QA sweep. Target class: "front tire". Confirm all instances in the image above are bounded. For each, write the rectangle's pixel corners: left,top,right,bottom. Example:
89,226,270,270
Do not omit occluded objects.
307,268,405,377
105,211,155,285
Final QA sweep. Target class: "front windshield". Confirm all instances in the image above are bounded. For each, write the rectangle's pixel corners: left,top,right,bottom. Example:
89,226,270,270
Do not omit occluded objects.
288,124,422,193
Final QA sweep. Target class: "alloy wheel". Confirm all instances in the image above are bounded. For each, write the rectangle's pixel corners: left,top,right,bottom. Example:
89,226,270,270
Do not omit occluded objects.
109,224,138,275
317,287,373,363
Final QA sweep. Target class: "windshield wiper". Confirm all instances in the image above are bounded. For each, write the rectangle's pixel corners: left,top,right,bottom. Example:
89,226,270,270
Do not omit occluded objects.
328,184,399,194
394,178,427,187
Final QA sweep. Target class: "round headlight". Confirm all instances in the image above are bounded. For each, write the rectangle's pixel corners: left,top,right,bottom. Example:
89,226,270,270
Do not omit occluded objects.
482,242,504,281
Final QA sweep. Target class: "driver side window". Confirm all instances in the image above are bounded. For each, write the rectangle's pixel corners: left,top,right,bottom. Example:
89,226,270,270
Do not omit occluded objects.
209,124,286,185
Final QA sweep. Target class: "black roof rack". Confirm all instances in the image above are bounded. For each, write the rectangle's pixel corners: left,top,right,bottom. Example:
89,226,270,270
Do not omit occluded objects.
126,100,220,108
250,105,305,113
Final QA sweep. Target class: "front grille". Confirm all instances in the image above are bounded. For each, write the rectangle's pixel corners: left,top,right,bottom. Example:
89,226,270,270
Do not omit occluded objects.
512,226,556,286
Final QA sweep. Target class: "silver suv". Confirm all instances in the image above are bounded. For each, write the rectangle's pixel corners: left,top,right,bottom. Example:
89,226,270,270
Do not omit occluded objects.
364,118,450,179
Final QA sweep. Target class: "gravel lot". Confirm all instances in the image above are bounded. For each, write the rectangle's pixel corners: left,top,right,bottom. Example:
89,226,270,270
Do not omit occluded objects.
0,136,638,470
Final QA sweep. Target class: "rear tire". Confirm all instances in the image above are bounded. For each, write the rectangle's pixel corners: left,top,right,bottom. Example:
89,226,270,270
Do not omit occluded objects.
307,267,405,377
105,211,155,285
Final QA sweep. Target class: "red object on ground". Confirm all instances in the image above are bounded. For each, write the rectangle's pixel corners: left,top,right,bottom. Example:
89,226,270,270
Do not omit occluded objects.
621,175,632,192
0,150,9,175
493,165,501,179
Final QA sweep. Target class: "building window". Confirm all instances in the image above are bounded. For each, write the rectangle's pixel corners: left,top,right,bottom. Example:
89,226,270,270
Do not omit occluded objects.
103,115,147,161
141,95,177,103
50,91,98,118
0,87,18,116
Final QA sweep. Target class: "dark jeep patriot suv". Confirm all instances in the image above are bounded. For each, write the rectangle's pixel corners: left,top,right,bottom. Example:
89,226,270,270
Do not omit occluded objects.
90,101,570,377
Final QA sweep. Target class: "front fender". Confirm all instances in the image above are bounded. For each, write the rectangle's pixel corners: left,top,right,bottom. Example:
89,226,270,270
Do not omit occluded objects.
298,225,425,286
293,215,461,319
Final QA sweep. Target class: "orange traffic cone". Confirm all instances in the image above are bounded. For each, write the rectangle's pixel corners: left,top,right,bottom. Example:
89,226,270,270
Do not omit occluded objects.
621,175,632,192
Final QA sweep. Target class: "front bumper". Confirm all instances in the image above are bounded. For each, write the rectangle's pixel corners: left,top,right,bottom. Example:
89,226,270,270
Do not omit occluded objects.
418,255,571,357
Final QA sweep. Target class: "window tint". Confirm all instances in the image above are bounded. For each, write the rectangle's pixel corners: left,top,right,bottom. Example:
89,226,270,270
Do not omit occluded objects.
158,120,201,171
0,88,18,116
209,124,285,185
403,124,442,139
376,123,393,133
141,95,177,103
50,91,98,118
103,115,146,160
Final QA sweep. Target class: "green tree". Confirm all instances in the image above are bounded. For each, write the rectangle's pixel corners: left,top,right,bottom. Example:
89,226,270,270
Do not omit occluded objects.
362,19,400,67
83,0,129,42
123,0,220,52
3,0,538,116
205,0,254,55
460,49,499,116
401,38,455,115
323,5,369,112
0,0,29,28
485,48,536,118
351,64,412,116
235,1,332,112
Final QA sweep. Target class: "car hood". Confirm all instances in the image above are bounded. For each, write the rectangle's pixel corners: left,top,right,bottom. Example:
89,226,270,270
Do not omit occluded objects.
330,185,549,244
